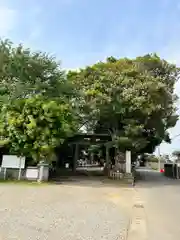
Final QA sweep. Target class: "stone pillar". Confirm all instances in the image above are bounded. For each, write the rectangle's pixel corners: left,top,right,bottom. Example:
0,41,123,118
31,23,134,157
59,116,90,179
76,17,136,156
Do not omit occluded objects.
126,151,131,173
38,162,49,182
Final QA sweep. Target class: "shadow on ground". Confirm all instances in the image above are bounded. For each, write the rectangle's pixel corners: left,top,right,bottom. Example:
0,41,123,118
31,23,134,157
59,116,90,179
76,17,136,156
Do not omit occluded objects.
49,167,134,189
50,175,134,189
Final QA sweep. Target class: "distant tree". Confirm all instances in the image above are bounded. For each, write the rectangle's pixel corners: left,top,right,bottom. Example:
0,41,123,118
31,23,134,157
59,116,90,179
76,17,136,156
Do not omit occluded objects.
172,151,180,162
146,154,159,163
161,154,170,162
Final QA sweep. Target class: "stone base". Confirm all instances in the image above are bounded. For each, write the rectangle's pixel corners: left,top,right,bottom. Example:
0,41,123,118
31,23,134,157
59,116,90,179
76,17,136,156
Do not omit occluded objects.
109,171,124,180
124,173,133,178
38,163,49,182
109,171,134,183
123,173,134,184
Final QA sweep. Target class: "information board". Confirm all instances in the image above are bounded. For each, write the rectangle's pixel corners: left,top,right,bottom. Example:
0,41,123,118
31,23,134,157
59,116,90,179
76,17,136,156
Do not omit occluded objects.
1,155,25,169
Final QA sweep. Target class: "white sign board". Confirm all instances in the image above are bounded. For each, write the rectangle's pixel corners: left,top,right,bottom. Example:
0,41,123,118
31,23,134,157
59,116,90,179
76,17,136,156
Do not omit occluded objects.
26,168,39,180
1,155,25,169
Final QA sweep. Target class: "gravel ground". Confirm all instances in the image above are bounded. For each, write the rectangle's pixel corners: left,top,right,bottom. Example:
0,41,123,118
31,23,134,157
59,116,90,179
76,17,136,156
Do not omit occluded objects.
0,180,134,240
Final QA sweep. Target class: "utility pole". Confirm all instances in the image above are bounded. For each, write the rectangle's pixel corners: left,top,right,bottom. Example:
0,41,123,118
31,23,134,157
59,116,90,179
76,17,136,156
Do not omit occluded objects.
158,146,161,171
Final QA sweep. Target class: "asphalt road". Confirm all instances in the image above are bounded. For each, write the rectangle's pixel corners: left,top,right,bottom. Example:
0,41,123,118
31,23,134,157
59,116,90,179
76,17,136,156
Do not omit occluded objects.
136,167,180,240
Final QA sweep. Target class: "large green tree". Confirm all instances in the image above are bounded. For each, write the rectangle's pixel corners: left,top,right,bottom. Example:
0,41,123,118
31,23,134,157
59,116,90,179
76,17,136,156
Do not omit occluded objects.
0,39,79,163
0,96,78,162
68,54,179,154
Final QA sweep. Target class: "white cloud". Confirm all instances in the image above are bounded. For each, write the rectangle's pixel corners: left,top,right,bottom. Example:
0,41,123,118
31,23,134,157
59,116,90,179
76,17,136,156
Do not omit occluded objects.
0,6,17,36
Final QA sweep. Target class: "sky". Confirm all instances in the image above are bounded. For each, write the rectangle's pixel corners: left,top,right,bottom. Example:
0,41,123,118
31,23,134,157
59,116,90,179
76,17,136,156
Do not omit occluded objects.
0,0,180,156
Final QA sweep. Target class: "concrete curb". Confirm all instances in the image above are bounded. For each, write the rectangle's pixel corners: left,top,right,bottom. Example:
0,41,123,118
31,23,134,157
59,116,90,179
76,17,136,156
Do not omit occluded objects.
126,189,148,240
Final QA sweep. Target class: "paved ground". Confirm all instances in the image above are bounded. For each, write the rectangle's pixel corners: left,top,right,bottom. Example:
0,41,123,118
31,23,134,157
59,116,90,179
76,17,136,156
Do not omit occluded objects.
136,167,180,240
0,179,134,240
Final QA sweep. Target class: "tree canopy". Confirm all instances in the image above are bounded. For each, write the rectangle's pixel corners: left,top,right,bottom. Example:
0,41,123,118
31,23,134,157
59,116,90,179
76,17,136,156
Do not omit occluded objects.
0,40,78,162
68,54,179,154
0,39,179,163
0,39,75,105
0,96,77,162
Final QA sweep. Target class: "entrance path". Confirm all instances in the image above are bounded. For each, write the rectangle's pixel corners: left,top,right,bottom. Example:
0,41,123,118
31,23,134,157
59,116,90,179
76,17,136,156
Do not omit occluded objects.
0,179,134,240
135,167,180,240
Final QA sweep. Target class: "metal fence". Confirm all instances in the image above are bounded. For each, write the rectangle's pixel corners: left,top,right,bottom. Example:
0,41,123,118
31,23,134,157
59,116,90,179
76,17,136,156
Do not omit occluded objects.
164,163,180,179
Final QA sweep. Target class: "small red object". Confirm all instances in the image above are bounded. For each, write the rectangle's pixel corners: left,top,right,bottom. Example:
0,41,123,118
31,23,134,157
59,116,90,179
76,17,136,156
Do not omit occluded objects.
160,169,164,173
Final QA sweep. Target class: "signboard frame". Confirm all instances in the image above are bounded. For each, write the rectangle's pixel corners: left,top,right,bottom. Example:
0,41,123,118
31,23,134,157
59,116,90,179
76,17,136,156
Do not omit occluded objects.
1,155,26,180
